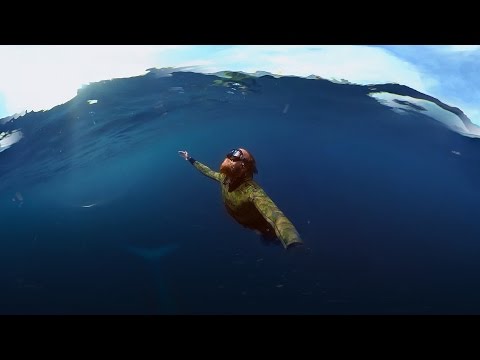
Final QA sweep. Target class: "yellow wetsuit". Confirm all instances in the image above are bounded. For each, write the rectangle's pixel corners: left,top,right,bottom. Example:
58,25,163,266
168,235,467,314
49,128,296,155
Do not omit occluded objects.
189,158,303,249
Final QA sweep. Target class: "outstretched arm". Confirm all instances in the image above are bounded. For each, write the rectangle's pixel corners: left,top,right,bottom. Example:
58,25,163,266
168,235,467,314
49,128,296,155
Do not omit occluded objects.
178,150,221,182
251,187,303,249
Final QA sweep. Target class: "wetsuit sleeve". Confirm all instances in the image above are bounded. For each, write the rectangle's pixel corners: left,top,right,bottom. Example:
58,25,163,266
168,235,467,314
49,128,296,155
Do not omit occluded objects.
250,187,303,249
188,158,222,182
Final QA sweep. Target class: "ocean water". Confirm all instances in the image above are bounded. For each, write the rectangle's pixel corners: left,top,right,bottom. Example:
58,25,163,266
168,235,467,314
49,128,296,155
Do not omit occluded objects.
2,70,480,314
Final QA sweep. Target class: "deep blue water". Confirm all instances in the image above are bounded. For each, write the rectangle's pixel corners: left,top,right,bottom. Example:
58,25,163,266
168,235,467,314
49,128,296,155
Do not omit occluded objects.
2,70,480,314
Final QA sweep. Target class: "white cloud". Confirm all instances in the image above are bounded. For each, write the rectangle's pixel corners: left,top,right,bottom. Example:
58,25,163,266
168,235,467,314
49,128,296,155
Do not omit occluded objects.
197,45,480,126
448,45,480,52
0,45,181,116
193,45,437,94
0,45,471,125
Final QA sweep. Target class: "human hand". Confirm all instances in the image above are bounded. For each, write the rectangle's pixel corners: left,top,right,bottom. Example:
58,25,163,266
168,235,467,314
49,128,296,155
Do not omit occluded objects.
178,150,190,160
287,242,307,254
